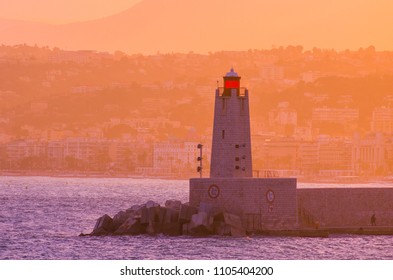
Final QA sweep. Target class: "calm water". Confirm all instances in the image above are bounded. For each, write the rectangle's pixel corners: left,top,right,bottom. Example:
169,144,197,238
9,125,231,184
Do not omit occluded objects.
1,176,393,260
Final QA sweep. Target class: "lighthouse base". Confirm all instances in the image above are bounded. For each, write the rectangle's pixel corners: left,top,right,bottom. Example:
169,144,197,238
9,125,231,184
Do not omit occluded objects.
189,177,298,232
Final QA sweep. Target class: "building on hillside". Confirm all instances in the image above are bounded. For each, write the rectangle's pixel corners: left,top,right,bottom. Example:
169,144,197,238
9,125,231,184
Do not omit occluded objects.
259,138,299,173
318,139,353,177
153,141,202,175
298,141,319,176
371,106,393,134
268,102,297,136
5,140,47,168
352,133,385,176
312,107,359,123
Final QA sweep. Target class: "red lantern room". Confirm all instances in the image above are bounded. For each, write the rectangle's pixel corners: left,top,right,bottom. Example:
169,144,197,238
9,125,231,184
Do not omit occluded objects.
222,68,241,96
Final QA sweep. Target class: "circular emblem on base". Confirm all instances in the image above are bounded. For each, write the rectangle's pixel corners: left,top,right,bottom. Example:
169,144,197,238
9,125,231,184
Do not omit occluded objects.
266,189,275,203
208,184,220,199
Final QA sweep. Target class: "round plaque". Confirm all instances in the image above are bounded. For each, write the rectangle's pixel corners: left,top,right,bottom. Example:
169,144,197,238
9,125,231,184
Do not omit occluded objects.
208,184,220,199
266,189,275,203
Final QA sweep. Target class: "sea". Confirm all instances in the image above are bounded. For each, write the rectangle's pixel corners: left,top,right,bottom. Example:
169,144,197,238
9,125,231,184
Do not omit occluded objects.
1,176,393,260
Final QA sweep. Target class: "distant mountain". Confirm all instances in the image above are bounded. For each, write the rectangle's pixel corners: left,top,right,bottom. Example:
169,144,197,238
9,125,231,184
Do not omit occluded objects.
0,0,390,54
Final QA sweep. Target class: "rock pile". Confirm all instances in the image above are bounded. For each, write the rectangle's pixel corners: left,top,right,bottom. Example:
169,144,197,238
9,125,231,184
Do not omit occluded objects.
85,199,246,237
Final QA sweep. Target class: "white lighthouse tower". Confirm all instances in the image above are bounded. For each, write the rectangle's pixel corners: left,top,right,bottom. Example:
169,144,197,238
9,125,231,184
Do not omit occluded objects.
189,69,297,232
210,68,252,178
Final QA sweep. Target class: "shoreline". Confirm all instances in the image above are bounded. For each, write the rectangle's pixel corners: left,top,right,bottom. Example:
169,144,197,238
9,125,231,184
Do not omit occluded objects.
0,170,194,180
0,170,391,184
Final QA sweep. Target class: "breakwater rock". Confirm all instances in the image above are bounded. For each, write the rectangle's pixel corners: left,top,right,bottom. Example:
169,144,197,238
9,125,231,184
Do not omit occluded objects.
83,200,246,237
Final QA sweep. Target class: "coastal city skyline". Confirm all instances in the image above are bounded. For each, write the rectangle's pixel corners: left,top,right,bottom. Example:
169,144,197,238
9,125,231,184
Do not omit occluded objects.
1,45,393,180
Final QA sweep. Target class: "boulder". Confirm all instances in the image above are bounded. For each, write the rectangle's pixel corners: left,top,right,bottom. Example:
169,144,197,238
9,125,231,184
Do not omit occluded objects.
199,202,214,214
187,212,214,236
126,204,142,213
162,222,182,236
148,205,163,224
145,206,165,234
164,208,179,224
115,217,145,235
213,212,225,222
179,204,197,223
129,205,144,220
159,207,167,224
141,201,161,227
112,210,132,230
191,212,211,226
182,223,190,235
199,202,221,216
223,212,246,237
88,199,248,237
146,200,160,208
140,207,149,224
165,199,182,210
146,223,162,235
162,207,181,236
92,214,114,235
213,221,231,236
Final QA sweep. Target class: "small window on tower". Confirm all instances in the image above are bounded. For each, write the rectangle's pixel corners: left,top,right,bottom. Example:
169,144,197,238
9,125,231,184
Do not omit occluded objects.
222,98,226,111
222,130,225,139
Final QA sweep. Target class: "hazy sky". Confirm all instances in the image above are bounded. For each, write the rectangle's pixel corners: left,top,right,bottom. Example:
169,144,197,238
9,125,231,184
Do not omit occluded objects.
0,0,142,23
1,0,393,52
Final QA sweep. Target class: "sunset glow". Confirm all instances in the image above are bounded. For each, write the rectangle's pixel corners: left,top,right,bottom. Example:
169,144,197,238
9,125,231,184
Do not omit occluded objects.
0,0,142,23
0,0,392,53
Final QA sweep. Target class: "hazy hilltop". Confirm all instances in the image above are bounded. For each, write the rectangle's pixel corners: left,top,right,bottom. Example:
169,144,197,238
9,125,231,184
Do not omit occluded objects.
1,44,393,141
0,0,392,53
2,44,393,175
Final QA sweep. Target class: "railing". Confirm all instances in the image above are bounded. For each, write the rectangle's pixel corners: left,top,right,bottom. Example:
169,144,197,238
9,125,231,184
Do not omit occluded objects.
253,170,279,178
216,87,248,97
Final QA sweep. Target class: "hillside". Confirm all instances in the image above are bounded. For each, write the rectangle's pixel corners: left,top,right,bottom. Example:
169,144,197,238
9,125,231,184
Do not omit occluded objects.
1,44,393,141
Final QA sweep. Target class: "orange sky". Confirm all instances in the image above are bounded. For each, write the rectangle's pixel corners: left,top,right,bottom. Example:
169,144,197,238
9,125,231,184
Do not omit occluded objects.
0,0,142,23
0,0,393,52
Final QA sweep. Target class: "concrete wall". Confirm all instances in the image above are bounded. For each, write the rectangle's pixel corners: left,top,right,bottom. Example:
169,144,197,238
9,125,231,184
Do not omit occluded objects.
298,187,393,229
189,178,298,231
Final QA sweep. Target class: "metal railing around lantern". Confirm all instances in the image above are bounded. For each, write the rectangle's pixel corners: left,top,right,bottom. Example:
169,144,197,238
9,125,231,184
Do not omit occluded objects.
216,87,248,97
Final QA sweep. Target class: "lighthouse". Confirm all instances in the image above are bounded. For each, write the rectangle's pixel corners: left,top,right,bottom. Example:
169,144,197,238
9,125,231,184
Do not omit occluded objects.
189,69,298,232
210,68,252,178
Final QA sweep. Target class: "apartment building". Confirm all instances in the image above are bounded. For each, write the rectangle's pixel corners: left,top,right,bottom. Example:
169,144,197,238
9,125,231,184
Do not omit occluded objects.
371,106,393,134
312,107,359,123
352,133,385,175
153,141,201,174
